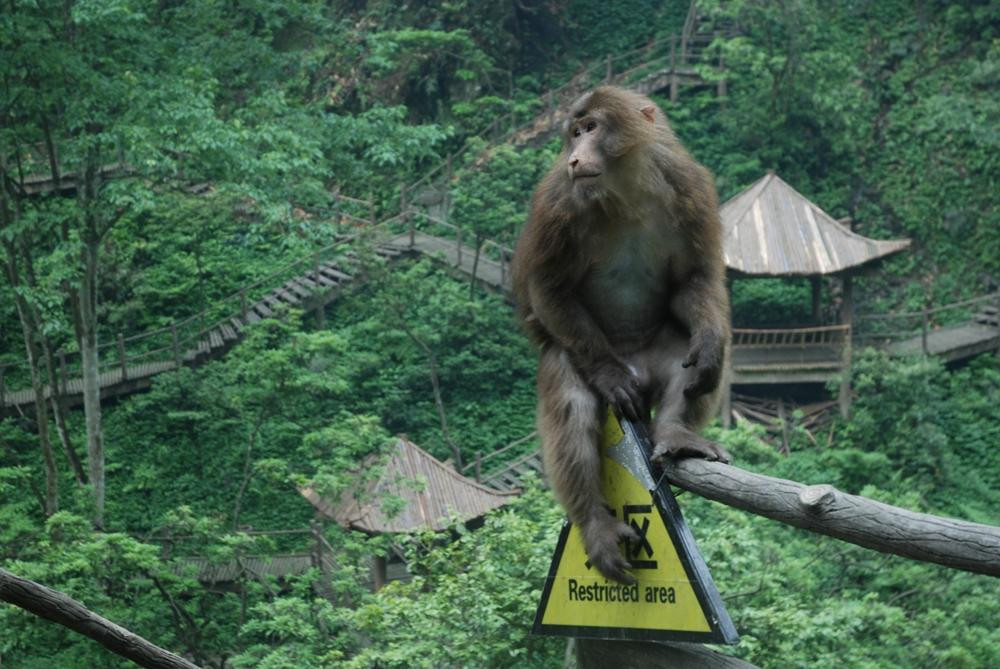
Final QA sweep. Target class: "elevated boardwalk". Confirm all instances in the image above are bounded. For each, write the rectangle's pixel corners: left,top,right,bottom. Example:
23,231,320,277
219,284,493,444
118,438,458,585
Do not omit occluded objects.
1,239,410,415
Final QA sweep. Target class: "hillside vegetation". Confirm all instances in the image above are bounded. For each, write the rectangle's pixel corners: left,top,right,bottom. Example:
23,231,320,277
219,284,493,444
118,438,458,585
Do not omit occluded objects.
1,1,998,667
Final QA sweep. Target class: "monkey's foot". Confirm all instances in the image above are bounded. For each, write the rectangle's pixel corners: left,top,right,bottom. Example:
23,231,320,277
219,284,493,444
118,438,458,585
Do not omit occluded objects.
652,424,731,464
580,515,638,584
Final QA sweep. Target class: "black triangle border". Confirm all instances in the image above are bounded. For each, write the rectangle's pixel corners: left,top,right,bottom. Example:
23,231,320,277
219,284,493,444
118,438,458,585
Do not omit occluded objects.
532,417,739,644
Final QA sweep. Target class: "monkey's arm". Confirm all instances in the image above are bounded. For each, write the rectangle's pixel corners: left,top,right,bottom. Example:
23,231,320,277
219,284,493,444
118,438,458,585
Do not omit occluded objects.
527,278,645,421
670,268,729,397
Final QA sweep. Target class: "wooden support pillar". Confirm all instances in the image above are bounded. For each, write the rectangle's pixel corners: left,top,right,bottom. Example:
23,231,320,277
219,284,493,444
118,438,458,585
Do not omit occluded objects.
720,352,733,429
371,555,387,592
811,276,822,324
838,275,854,419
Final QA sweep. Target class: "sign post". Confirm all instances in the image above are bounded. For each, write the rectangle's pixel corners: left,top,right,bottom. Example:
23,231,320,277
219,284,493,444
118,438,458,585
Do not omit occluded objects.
533,412,738,644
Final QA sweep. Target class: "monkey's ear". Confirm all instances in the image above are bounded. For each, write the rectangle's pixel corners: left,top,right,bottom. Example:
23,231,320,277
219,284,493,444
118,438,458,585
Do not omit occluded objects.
640,106,656,123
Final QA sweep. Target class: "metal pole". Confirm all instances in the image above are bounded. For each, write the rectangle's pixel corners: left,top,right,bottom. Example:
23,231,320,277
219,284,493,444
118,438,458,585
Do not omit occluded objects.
118,333,128,381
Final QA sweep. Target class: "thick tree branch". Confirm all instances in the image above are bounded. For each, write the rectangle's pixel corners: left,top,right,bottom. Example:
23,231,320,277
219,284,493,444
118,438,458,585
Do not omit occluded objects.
0,568,200,669
662,459,1000,577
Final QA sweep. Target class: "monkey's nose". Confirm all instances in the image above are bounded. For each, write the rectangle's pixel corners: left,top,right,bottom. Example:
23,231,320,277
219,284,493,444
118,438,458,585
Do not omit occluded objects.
569,157,579,169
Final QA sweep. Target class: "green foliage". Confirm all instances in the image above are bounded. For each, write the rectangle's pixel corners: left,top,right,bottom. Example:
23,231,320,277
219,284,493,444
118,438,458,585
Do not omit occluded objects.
341,481,564,669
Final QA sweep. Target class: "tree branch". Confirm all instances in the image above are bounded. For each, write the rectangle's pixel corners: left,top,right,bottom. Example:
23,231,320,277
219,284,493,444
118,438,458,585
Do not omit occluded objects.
662,458,1000,577
0,568,200,669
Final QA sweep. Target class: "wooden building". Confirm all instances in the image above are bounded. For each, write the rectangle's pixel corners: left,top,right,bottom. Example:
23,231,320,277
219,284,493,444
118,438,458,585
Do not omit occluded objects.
720,173,910,420
300,438,519,588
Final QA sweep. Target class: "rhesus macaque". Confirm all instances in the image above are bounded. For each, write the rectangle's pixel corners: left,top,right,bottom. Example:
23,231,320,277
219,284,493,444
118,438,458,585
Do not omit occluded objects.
512,86,730,584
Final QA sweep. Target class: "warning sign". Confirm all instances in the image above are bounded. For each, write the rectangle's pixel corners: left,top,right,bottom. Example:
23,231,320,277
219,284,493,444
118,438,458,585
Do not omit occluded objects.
533,413,739,644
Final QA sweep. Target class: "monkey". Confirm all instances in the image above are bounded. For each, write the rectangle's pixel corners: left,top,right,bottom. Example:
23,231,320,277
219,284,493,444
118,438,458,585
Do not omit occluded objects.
511,86,730,584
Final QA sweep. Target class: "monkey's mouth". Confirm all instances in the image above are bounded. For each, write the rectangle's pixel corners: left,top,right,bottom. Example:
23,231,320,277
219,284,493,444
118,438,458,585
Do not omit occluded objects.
573,172,602,180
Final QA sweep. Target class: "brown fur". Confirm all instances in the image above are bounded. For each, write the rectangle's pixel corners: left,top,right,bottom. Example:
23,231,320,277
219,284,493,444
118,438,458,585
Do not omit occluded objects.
512,86,730,584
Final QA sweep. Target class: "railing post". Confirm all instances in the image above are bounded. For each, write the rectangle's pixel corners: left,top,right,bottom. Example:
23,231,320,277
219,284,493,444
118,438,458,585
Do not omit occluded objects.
401,183,413,248
548,90,556,128
669,35,678,102
716,30,728,98
605,53,612,82
369,198,377,227
171,324,181,367
475,451,482,482
995,290,1000,361
118,332,128,381
500,249,506,287
314,251,326,328
921,308,930,355
59,351,68,395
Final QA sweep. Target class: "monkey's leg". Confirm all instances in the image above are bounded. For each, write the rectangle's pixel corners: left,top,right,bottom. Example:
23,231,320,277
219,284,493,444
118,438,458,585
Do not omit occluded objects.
537,347,638,584
645,338,731,464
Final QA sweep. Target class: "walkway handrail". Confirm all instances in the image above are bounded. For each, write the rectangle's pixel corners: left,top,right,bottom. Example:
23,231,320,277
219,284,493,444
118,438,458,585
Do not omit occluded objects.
733,324,851,348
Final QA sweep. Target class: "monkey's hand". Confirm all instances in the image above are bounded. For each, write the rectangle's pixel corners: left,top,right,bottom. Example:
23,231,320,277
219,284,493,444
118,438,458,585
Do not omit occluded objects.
682,329,724,397
581,358,645,422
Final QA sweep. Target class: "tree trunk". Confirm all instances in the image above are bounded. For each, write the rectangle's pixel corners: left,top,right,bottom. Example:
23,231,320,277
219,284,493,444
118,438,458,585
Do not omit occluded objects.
469,234,483,298
77,158,106,528
13,295,60,515
78,236,105,527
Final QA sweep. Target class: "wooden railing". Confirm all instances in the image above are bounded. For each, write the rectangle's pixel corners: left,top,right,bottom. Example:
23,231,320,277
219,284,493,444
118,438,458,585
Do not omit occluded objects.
854,291,1000,354
732,324,851,348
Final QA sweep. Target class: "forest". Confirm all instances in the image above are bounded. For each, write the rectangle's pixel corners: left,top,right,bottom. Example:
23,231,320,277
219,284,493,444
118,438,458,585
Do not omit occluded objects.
1,0,998,667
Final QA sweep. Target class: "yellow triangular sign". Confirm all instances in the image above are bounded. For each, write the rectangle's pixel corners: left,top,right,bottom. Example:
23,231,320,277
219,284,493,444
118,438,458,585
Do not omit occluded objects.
533,412,739,643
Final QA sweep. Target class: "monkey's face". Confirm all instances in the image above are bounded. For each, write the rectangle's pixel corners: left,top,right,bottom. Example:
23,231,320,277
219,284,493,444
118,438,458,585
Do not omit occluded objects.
566,114,610,201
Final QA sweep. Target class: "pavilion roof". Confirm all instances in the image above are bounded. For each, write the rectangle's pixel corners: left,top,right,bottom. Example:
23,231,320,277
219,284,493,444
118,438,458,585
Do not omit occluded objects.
300,438,518,534
721,173,910,277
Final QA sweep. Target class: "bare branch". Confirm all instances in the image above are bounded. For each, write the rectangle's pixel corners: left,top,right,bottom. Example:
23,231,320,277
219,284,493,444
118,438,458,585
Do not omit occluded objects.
662,459,1000,577
0,568,200,669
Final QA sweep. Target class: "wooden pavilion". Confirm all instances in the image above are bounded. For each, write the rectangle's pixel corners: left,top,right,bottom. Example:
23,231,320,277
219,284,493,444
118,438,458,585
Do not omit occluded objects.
719,173,910,420
300,437,518,588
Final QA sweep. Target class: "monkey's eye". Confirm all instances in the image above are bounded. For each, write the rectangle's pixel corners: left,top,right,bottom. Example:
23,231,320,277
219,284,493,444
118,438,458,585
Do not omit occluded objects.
585,121,597,132
572,127,581,137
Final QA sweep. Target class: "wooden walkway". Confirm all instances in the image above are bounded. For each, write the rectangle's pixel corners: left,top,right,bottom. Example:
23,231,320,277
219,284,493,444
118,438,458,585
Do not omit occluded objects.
889,322,1000,362
392,230,512,294
1,242,409,415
